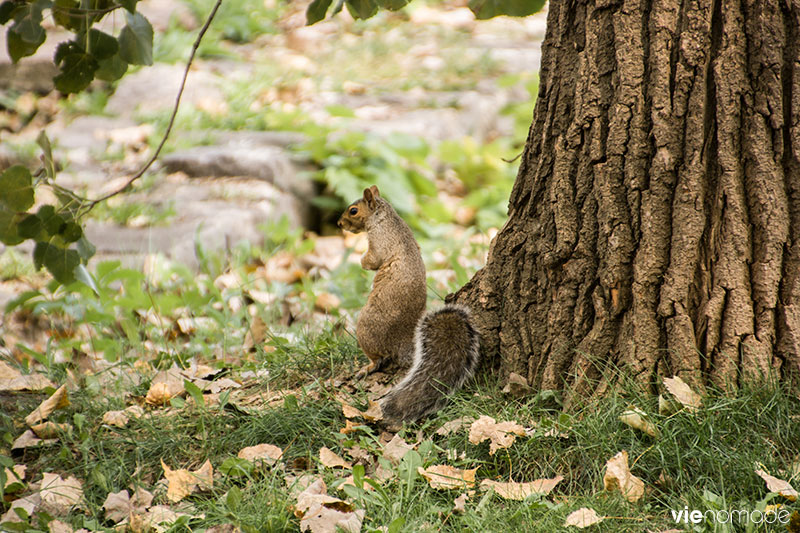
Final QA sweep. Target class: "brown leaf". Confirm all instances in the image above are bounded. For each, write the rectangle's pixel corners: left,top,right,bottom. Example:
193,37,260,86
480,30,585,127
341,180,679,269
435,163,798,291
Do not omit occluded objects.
418,465,477,490
12,429,53,449
101,487,153,524
243,315,268,352
619,407,659,437
146,368,184,405
161,459,214,502
25,384,69,426
136,505,189,533
663,376,702,411
315,292,341,313
453,493,469,513
40,473,83,515
0,361,55,391
102,405,144,428
480,476,563,500
294,478,365,533
238,443,284,466
603,451,645,503
755,469,798,501
468,415,526,455
564,507,604,528
319,447,353,469
436,416,474,436
3,464,26,493
382,434,414,464
1,493,41,524
31,421,72,439
501,372,532,397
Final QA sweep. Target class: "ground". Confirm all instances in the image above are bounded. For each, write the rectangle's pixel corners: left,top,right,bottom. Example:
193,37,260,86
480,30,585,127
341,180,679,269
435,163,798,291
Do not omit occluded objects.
1,1,799,532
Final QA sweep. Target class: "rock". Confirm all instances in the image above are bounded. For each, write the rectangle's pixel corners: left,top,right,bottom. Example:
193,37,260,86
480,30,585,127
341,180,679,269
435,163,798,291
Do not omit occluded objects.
160,145,314,198
106,64,224,117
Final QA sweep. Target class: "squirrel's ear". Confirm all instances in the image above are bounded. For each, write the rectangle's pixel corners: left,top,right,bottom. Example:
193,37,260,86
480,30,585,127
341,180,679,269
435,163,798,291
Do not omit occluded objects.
363,187,374,204
369,185,380,198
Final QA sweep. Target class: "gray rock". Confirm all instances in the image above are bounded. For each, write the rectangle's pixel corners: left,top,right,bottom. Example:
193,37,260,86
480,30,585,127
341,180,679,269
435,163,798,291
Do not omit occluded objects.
160,144,314,198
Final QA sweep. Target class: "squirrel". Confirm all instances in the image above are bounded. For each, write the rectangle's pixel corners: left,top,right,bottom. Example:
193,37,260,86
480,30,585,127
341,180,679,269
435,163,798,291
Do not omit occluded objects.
337,185,480,423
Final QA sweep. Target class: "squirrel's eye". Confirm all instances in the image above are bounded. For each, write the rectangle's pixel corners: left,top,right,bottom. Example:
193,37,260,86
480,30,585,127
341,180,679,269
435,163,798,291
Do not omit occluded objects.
349,207,358,215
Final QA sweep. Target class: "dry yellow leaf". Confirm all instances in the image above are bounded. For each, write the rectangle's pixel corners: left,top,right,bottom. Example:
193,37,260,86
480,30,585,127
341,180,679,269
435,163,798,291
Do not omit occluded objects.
340,402,362,419
102,405,144,428
25,385,69,426
564,507,604,528
238,443,283,465
146,369,184,405
160,459,213,502
418,465,477,490
361,400,382,421
480,476,563,500
663,376,702,411
135,505,189,533
382,434,414,464
294,478,365,533
619,407,659,437
315,292,341,313
12,429,49,449
1,493,40,524
40,473,83,515
755,469,798,501
319,447,353,469
47,519,75,533
340,420,359,435
339,475,374,492
468,415,526,455
31,421,72,439
436,416,475,436
603,451,645,503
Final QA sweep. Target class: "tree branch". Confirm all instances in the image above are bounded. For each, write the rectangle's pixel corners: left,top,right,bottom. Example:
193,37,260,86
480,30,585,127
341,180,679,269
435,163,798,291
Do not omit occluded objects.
84,0,224,212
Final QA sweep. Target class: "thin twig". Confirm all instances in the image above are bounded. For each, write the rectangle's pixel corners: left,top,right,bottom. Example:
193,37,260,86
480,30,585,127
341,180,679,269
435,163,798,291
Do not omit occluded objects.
84,0,224,212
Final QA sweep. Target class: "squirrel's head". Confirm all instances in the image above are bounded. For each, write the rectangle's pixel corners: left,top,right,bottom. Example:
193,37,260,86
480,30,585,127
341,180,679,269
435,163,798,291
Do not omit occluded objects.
337,185,382,233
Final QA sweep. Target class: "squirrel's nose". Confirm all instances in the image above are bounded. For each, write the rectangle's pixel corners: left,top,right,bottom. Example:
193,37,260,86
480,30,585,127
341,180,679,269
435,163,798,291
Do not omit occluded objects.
337,219,343,228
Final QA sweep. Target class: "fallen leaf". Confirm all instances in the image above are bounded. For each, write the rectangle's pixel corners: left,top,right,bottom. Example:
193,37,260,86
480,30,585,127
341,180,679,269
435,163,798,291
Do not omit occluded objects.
243,315,268,352
102,490,133,523
755,469,798,501
3,464,26,492
382,434,414,464
196,377,241,394
418,465,477,490
137,505,189,533
48,519,80,533
285,473,321,497
480,476,563,500
320,447,353,469
436,416,474,436
619,407,659,437
294,478,364,533
103,410,130,427
453,493,469,513
340,419,359,434
25,385,69,426
40,473,83,515
161,459,214,502
238,443,283,465
12,429,52,449
501,372,532,397
658,394,681,415
468,416,526,455
30,421,72,439
146,368,184,405
603,451,644,503
339,475,374,492
0,361,55,391
663,376,702,411
1,493,41,523
315,292,341,313
564,507,604,528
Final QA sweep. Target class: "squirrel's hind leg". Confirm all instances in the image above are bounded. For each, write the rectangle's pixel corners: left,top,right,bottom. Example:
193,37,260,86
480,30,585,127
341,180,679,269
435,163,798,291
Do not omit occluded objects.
354,353,387,379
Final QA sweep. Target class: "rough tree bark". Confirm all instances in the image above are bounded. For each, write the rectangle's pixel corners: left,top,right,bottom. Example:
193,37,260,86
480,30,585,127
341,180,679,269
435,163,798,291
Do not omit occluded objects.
449,0,800,399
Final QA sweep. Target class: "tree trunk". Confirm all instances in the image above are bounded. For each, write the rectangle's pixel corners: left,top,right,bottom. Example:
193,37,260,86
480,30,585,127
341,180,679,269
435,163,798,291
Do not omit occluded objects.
449,0,800,399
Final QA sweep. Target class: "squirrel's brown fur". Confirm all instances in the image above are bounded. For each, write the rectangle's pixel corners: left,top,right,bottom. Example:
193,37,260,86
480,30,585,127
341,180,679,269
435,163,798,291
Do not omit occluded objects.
338,186,480,423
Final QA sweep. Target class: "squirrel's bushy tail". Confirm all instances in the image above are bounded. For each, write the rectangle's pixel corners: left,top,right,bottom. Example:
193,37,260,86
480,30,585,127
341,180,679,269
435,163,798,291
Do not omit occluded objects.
380,305,480,424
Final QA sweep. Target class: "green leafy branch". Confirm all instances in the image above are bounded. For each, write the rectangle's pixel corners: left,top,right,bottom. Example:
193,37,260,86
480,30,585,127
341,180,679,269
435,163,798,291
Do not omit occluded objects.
0,0,223,288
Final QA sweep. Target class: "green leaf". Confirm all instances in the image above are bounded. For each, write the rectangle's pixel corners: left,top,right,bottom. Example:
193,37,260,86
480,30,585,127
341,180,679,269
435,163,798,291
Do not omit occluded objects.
345,0,378,19
226,485,242,510
17,213,42,239
52,0,83,31
118,12,153,65
37,205,65,234
119,0,139,13
0,208,23,245
6,27,45,63
0,165,34,211
468,0,546,19
0,1,21,24
95,53,128,81
184,379,205,407
380,0,410,10
60,221,82,242
306,0,333,25
36,131,55,179
54,50,99,93
76,236,96,261
10,0,47,43
84,29,118,60
34,241,80,284
73,264,99,294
